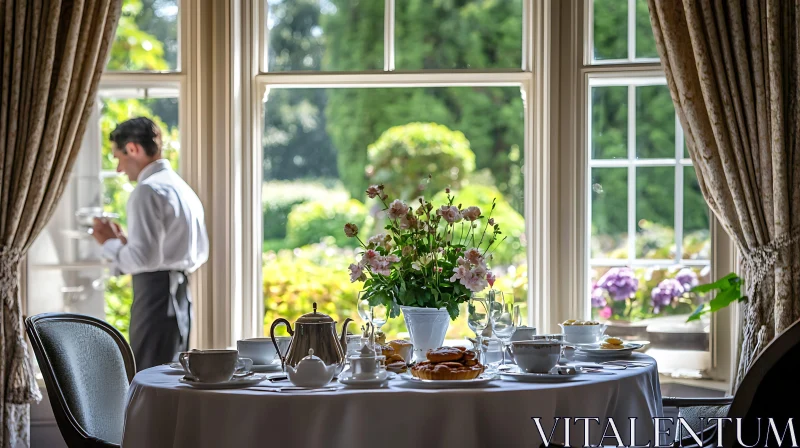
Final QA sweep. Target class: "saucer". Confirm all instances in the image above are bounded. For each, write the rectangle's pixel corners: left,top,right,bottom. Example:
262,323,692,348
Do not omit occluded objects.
338,371,394,388
252,363,282,373
574,342,643,358
179,374,267,389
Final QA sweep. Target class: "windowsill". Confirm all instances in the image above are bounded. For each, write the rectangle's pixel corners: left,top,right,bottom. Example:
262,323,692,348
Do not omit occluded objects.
658,375,730,393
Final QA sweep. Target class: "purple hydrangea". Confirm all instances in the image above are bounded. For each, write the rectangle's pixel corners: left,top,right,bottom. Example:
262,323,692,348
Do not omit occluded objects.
591,284,607,308
651,278,685,313
675,268,699,291
596,267,639,301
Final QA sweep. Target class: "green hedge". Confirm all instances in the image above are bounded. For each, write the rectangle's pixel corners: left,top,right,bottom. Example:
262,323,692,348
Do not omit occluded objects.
286,199,373,248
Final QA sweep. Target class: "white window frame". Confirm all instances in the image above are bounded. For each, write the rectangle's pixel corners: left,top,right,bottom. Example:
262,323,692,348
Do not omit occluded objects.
558,0,737,384
232,0,554,341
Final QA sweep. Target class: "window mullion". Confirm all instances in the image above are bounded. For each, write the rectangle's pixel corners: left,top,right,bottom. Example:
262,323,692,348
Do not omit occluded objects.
627,85,636,265
627,0,636,61
675,115,684,262
384,0,395,71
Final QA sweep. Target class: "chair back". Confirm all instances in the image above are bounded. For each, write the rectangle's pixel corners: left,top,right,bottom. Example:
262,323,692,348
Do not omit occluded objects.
723,318,800,447
26,313,135,447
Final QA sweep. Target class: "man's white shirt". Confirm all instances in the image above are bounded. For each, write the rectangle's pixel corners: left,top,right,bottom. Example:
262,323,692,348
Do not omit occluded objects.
102,159,209,275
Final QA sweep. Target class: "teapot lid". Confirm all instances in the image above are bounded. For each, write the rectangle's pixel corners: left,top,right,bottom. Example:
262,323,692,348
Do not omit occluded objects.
296,302,335,324
299,348,325,365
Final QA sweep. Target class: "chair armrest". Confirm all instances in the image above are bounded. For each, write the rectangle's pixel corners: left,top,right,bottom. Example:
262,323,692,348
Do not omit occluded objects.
662,396,733,408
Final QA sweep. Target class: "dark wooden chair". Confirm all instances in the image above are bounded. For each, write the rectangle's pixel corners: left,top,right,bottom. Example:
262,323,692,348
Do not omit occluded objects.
26,313,136,447
541,317,800,448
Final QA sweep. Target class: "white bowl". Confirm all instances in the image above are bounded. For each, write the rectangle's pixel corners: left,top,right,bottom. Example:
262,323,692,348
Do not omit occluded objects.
559,322,607,344
509,341,562,373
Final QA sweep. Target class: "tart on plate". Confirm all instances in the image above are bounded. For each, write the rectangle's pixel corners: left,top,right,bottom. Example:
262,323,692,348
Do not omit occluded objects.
410,346,484,380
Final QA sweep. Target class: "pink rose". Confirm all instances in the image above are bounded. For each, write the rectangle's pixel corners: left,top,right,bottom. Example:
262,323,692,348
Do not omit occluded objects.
465,248,484,266
344,223,358,238
461,206,481,221
599,306,613,320
366,185,381,199
387,199,410,219
487,271,496,287
399,213,418,229
437,205,462,224
349,263,366,283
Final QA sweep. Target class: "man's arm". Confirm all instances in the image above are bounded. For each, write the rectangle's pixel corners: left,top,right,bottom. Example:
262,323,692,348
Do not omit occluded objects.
100,186,166,274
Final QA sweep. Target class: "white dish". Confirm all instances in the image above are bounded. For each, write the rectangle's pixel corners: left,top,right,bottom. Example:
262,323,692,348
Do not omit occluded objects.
500,369,581,383
574,342,643,358
398,374,496,389
252,363,283,373
179,374,267,389
338,371,395,388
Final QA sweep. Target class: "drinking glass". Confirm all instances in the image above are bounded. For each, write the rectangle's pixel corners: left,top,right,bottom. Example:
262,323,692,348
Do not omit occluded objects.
492,295,516,370
357,291,387,349
513,304,522,327
468,295,491,368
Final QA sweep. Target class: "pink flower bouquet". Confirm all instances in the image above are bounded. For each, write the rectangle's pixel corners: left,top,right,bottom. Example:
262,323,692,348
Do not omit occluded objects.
345,184,504,320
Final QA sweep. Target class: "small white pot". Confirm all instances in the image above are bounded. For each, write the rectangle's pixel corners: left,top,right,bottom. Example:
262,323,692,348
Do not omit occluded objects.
399,305,450,362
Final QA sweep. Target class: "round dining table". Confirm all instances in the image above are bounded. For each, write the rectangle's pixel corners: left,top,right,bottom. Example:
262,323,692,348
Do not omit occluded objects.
121,353,665,448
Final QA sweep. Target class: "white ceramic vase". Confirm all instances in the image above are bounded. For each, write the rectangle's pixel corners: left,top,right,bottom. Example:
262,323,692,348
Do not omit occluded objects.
399,305,450,362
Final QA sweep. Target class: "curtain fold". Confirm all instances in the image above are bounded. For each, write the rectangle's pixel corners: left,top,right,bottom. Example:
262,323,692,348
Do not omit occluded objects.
648,0,800,392
0,0,121,445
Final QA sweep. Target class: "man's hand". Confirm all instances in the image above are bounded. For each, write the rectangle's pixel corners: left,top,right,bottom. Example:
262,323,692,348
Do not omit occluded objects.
92,218,118,245
111,222,128,245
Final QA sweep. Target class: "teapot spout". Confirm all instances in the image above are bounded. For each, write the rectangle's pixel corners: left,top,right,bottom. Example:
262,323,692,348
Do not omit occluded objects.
339,317,354,352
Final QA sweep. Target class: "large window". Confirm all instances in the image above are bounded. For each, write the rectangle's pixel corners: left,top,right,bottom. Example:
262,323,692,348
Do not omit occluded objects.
585,0,719,378
25,0,182,342
259,0,532,342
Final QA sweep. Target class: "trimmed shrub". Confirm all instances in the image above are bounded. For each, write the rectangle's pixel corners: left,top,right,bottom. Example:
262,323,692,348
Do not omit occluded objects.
366,122,476,200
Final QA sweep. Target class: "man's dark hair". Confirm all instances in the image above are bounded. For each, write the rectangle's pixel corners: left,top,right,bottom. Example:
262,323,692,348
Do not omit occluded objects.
109,117,162,156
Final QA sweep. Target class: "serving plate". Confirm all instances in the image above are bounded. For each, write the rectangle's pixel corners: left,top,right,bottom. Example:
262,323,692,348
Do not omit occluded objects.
573,342,643,358
397,373,496,389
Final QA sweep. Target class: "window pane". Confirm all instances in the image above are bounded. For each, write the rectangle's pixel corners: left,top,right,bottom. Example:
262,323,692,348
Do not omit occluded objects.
683,166,711,260
591,168,628,259
99,92,180,339
636,166,674,258
262,86,526,341
635,0,658,59
592,0,628,60
107,0,179,71
591,86,628,159
267,0,383,71
636,85,675,158
395,0,523,69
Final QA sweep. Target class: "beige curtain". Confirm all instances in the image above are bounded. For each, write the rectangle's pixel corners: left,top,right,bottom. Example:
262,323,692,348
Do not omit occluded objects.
0,0,121,445
647,0,800,391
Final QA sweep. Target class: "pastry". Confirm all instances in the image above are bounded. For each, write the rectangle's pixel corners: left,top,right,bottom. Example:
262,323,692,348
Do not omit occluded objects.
600,337,624,349
410,346,484,380
388,339,414,364
386,360,407,374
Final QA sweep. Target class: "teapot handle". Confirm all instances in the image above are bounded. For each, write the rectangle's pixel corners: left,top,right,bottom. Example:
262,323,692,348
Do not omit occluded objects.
270,318,294,371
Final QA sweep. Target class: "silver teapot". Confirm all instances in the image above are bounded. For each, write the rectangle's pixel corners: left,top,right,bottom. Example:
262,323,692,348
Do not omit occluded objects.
270,302,354,374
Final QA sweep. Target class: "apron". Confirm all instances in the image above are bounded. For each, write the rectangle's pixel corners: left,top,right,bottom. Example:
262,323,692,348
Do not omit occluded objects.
130,270,192,371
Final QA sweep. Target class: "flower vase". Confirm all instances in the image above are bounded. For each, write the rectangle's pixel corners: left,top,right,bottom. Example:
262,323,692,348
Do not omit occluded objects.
399,305,450,363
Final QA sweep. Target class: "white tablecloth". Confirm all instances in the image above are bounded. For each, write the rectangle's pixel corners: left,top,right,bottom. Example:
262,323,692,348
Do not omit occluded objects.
122,353,664,447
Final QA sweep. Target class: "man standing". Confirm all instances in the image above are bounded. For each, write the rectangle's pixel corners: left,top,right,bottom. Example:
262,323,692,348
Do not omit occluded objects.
92,117,209,371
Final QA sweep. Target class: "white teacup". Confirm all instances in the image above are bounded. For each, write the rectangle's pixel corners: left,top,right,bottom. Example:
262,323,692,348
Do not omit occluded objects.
179,349,252,383
237,338,277,365
509,341,562,373
559,322,607,344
